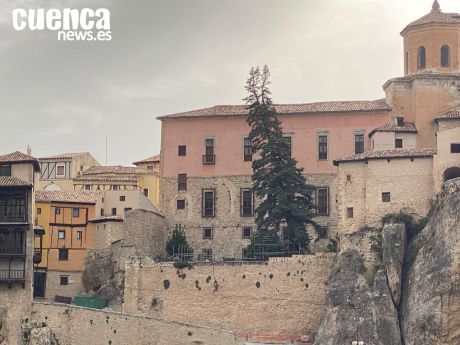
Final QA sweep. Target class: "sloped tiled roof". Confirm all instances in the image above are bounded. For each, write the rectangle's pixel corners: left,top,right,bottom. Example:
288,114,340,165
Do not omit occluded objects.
133,154,160,166
369,121,417,137
39,152,90,161
435,111,460,121
74,175,140,183
0,151,40,171
81,166,152,176
401,3,460,35
35,191,103,204
0,176,32,187
333,148,437,165
158,99,391,120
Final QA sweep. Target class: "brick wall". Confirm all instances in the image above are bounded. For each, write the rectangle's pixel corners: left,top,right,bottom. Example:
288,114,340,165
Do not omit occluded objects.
123,254,335,339
30,302,238,345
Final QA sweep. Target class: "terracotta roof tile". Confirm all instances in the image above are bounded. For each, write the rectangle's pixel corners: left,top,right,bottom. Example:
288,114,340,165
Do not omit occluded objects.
35,191,103,204
0,151,40,171
133,154,160,166
158,99,391,120
82,166,151,176
0,176,32,187
39,152,90,161
333,148,437,165
74,175,140,183
435,111,460,121
401,6,460,35
369,121,417,137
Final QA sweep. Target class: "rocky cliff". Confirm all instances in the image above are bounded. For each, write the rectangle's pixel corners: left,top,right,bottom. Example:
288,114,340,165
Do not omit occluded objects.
315,178,460,345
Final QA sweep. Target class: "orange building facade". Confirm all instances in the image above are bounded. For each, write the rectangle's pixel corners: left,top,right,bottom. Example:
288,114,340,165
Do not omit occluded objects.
34,191,101,301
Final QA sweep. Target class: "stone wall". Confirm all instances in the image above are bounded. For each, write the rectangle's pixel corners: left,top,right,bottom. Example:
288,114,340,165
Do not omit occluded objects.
161,175,337,260
337,156,434,234
44,271,83,301
30,302,238,345
123,254,336,339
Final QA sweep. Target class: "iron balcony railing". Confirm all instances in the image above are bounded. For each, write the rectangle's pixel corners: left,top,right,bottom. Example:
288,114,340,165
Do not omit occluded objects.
202,154,216,165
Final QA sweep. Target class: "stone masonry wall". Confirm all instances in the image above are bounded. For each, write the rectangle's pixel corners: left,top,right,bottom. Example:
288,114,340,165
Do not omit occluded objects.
337,157,434,234
161,175,337,259
123,254,336,339
44,271,83,301
30,302,238,345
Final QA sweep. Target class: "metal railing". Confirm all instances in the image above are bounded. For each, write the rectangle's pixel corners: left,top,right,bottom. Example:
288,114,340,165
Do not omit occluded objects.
0,269,25,280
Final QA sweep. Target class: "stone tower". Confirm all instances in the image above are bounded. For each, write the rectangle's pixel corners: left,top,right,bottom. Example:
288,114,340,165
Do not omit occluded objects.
384,0,460,148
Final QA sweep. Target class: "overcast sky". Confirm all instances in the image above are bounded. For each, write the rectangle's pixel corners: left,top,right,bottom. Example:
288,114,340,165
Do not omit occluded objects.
0,0,457,165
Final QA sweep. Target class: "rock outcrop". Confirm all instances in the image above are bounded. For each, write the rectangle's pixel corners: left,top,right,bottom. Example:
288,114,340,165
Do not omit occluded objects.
401,178,460,345
313,250,401,345
29,327,59,345
382,224,406,307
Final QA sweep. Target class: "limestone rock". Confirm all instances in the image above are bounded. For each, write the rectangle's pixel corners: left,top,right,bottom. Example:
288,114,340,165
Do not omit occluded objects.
401,178,460,345
29,327,58,345
314,250,401,345
382,224,406,306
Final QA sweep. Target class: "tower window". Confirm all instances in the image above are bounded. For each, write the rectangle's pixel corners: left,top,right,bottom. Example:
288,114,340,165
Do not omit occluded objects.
417,46,426,69
441,45,450,67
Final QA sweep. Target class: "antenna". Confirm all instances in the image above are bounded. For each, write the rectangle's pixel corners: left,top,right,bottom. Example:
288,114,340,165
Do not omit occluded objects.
105,135,108,166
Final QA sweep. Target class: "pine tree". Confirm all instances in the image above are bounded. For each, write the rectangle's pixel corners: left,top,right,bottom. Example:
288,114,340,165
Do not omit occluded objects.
244,66,316,255
166,224,193,260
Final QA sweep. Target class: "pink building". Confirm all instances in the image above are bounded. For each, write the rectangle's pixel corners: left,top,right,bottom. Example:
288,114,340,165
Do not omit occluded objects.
158,1,460,260
158,102,391,259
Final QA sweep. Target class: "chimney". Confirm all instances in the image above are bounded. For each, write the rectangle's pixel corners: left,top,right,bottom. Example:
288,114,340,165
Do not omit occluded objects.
27,145,32,156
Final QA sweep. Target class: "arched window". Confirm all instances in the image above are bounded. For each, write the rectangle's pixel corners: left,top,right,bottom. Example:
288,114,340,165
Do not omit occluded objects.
441,45,450,67
417,46,426,69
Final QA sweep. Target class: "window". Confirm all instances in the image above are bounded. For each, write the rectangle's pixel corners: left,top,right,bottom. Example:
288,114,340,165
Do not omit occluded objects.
100,209,104,217
58,230,65,239
203,227,213,239
201,248,213,261
58,248,69,261
37,208,41,215
316,188,329,215
0,230,24,254
417,46,426,69
72,208,79,217
203,138,215,164
60,276,69,285
119,195,126,202
178,145,187,156
317,226,328,239
112,185,120,191
0,193,26,222
346,207,354,219
242,227,252,239
178,174,187,191
124,207,132,212
441,45,450,67
56,164,65,177
202,189,215,217
451,144,460,153
143,188,149,197
354,134,364,154
283,136,292,156
55,208,61,215
382,192,391,202
0,165,11,177
147,165,154,171
111,208,117,216
241,189,254,216
243,137,253,162
318,135,328,160
84,185,91,191
395,139,403,148
77,231,82,240
177,199,186,210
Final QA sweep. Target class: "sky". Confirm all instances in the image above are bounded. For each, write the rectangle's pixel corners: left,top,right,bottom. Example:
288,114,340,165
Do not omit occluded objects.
0,0,458,165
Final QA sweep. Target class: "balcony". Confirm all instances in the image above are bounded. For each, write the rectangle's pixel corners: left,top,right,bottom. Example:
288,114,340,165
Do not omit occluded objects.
202,155,216,165
0,269,25,281
0,247,25,257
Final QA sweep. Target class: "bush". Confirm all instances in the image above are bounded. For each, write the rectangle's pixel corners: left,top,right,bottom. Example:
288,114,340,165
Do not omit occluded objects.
173,261,193,270
166,224,193,260
381,211,428,241
326,239,337,253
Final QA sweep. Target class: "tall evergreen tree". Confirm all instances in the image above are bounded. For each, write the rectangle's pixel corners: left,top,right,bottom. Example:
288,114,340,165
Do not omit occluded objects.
244,66,316,253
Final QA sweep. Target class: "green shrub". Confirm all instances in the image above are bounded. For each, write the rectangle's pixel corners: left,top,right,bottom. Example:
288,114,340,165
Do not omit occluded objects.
381,211,428,241
173,261,193,270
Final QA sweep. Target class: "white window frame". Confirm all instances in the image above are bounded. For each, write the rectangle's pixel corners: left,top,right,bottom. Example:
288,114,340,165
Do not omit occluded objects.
56,163,66,177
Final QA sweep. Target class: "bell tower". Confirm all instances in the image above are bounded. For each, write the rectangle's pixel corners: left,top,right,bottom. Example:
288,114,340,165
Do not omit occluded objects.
384,0,460,148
